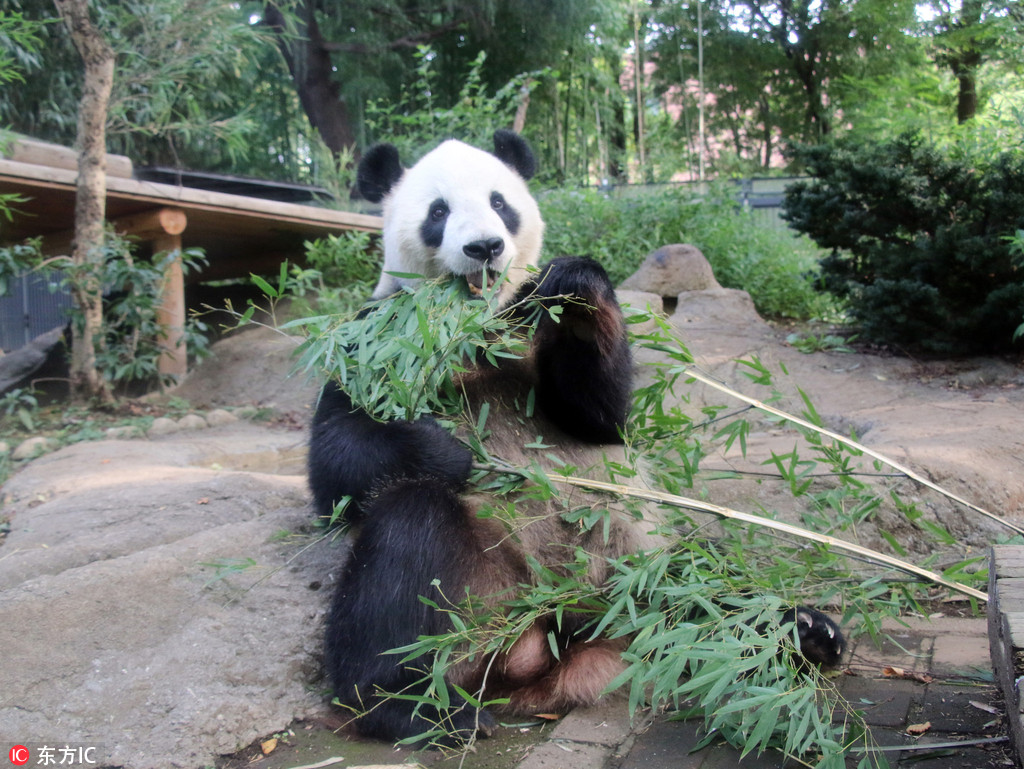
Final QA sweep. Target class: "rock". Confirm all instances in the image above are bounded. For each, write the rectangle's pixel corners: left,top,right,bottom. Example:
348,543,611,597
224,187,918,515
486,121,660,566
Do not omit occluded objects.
0,440,9,456
619,244,721,296
105,425,143,440
206,408,239,427
0,427,333,769
0,326,66,394
233,406,261,420
176,413,208,431
615,290,664,334
148,416,179,436
12,436,53,460
671,287,769,331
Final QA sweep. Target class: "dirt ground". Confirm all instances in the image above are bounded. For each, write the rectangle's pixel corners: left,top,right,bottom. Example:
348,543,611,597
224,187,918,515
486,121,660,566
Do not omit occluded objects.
1,285,1022,768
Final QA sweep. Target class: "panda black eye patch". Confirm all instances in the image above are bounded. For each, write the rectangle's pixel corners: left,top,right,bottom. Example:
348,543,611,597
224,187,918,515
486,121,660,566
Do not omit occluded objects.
420,198,449,248
491,191,520,235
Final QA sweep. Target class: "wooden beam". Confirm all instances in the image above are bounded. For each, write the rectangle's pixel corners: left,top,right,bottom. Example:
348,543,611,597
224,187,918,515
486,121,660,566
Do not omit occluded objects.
4,134,134,179
133,208,191,381
36,207,189,257
114,206,187,238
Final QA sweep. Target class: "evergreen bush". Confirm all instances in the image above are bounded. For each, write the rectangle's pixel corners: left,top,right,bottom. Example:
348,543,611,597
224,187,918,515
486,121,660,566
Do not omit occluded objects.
783,135,1024,355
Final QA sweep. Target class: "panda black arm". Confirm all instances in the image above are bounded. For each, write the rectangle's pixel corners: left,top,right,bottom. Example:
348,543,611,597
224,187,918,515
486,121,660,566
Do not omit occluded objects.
508,256,633,444
308,380,473,523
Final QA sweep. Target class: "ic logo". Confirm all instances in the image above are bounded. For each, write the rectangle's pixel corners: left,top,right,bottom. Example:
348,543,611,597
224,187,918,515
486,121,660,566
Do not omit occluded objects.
8,745,30,766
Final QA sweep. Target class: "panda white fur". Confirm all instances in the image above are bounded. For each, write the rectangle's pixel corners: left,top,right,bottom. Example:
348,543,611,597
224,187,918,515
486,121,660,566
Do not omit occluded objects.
308,131,845,745
364,133,543,304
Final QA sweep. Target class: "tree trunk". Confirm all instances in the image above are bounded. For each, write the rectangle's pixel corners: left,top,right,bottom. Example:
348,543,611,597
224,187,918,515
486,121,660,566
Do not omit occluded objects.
955,68,978,123
607,56,628,184
758,94,773,169
53,0,115,403
263,2,356,155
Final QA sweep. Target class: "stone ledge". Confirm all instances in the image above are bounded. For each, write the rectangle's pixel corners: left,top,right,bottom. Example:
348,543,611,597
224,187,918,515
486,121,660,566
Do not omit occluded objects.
988,545,1024,767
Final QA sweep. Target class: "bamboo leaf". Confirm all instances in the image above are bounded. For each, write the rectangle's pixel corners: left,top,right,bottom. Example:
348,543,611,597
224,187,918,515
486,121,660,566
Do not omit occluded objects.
683,365,1024,538
554,476,988,602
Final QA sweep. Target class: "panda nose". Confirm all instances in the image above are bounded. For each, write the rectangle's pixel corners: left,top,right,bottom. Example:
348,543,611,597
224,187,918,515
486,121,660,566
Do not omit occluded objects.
463,237,505,262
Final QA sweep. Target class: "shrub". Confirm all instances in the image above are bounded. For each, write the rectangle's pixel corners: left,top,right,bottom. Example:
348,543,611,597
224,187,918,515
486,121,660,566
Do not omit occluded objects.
783,135,1024,355
539,185,831,320
300,230,382,317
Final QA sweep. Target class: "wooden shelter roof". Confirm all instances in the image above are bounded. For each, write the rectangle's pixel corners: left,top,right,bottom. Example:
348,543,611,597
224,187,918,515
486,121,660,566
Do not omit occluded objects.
0,151,381,283
0,138,381,377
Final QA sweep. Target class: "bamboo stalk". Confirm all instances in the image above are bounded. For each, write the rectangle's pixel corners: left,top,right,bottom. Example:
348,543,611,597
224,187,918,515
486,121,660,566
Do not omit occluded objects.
554,475,988,602
683,366,1024,538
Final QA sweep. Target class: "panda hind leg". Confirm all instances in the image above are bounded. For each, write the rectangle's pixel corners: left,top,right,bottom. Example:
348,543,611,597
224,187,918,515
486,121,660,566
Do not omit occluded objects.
500,637,628,715
325,478,499,745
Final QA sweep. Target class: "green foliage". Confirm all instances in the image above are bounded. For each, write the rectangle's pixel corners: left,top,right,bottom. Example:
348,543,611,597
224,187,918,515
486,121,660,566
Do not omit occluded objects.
63,236,212,391
364,46,543,162
287,272,538,423
0,234,212,392
1,0,282,174
0,387,38,431
0,9,43,86
786,333,855,354
0,238,39,296
300,231,382,317
784,134,1024,354
539,185,832,320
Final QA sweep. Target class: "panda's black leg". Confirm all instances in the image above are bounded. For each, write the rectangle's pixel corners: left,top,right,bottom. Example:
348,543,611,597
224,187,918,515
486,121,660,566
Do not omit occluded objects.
325,478,496,745
510,256,633,444
308,381,473,523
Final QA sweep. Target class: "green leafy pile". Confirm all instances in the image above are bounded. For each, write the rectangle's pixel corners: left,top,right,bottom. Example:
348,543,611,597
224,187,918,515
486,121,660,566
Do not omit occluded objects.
278,271,991,766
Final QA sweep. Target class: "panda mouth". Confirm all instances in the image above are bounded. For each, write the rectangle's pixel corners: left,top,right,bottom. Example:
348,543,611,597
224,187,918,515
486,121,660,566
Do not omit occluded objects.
464,268,501,295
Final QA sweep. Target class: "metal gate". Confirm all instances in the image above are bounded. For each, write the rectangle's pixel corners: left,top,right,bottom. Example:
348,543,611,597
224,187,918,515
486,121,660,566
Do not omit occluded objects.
0,272,73,352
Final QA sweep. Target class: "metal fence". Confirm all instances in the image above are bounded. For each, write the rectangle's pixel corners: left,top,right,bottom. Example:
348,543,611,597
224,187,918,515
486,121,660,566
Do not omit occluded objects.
590,176,801,232
0,272,73,353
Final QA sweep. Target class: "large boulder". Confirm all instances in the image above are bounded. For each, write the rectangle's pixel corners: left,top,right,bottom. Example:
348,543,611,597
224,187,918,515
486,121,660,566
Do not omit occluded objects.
0,425,343,768
619,244,721,296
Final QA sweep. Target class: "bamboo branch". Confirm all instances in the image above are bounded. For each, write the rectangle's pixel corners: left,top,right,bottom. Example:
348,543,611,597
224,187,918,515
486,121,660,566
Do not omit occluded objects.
683,366,1024,538
554,475,988,603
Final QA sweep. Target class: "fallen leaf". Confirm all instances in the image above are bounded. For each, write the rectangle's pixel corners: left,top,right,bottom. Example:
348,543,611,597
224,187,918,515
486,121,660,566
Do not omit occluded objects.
882,666,933,684
532,713,562,721
260,737,277,755
196,497,210,505
969,700,1000,715
906,721,931,736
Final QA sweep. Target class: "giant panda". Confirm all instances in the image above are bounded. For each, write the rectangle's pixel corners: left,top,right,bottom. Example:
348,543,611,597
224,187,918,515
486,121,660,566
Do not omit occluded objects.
308,131,845,745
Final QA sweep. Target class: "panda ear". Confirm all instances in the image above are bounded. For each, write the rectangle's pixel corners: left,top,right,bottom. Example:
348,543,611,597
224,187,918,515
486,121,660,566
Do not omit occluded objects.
492,130,537,181
357,143,404,203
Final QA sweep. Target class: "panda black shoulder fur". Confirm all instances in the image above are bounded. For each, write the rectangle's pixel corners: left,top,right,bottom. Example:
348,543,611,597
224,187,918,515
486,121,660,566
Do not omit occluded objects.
308,131,845,744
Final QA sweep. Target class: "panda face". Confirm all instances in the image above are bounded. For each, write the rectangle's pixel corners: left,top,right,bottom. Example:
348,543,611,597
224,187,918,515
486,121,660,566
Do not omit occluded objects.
360,134,544,303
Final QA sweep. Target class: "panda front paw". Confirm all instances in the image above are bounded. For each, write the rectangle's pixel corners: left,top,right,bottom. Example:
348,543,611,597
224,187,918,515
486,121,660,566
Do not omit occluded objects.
529,256,618,309
435,705,496,746
785,606,846,668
